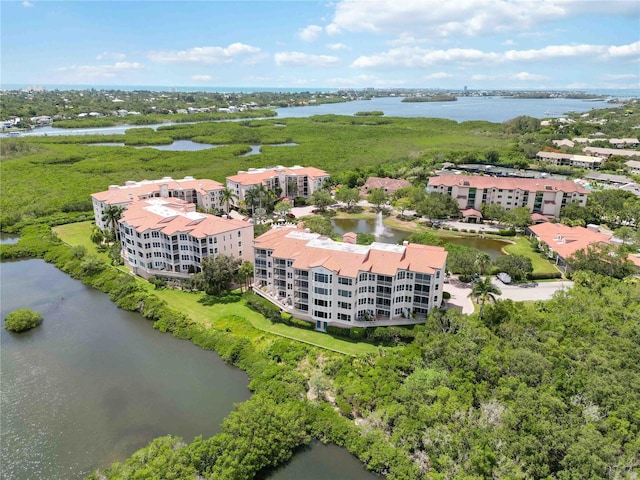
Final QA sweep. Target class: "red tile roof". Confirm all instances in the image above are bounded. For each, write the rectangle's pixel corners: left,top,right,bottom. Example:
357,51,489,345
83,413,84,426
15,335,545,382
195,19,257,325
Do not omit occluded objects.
227,166,329,186
92,177,224,204
428,175,588,194
254,227,447,277
529,223,612,260
120,198,252,238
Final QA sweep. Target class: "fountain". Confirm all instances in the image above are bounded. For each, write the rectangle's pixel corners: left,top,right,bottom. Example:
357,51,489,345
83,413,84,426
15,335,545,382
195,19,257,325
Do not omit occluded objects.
374,211,389,237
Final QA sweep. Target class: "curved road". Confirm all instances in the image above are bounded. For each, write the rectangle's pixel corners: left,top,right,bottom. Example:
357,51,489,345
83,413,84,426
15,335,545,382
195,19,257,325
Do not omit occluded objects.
445,278,573,314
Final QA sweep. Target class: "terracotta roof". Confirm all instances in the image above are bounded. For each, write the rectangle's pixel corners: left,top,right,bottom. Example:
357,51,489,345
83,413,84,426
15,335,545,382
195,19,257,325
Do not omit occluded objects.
254,227,447,277
461,208,482,217
92,177,224,204
529,223,612,260
226,165,329,187
363,177,411,192
428,175,588,194
120,198,252,238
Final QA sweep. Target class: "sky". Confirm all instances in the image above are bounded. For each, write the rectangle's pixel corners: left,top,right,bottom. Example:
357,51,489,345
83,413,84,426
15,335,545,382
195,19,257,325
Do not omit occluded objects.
1,0,639,91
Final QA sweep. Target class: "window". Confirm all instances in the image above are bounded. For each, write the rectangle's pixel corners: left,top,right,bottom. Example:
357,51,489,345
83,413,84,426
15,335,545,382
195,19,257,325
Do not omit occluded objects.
338,277,353,286
314,272,331,283
314,286,330,296
152,231,160,238
397,271,406,280
179,234,188,241
313,310,329,319
338,289,352,298
314,299,330,307
338,301,351,309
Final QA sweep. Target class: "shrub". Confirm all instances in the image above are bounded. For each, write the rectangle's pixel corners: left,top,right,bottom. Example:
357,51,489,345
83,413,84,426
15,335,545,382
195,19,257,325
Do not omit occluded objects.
442,291,452,299
5,308,43,332
528,271,562,280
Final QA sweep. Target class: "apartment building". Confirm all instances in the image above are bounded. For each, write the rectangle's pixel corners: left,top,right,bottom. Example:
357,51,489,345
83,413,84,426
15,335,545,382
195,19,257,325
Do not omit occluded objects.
427,175,588,218
536,151,603,170
253,227,447,331
225,165,330,207
119,197,253,280
91,176,225,231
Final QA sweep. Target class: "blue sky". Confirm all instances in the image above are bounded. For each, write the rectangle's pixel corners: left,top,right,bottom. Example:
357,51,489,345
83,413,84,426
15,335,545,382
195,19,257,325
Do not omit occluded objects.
2,1,639,90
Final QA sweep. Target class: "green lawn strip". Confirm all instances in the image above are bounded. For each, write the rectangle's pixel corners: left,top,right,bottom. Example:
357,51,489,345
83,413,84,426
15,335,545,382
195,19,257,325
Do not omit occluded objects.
503,237,560,275
152,289,378,356
53,221,377,356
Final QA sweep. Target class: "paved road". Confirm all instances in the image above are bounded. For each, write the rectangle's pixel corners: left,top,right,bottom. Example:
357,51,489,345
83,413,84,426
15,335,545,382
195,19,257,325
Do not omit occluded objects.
444,278,573,314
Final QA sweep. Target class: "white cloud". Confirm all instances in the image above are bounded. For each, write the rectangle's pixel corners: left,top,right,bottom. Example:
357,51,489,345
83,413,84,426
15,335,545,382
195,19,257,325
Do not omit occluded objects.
326,43,348,51
510,71,550,81
424,72,452,80
608,41,640,57
56,62,144,79
274,52,339,67
22,1,34,7
191,74,212,82
298,25,323,41
351,40,640,69
352,46,493,68
96,51,126,61
328,0,566,38
502,39,516,46
148,43,261,64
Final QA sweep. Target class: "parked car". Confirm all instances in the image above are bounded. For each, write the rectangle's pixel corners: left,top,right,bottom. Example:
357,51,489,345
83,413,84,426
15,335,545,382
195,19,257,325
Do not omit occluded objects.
496,272,512,284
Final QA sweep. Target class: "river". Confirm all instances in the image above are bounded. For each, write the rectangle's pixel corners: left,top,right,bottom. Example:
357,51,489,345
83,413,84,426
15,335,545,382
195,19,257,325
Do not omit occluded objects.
0,258,377,480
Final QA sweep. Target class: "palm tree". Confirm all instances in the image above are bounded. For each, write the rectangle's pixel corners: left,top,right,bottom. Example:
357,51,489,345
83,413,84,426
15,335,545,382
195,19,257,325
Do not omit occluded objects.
244,188,259,216
475,252,492,275
468,276,501,320
254,183,269,209
101,205,125,240
287,178,299,198
220,187,237,214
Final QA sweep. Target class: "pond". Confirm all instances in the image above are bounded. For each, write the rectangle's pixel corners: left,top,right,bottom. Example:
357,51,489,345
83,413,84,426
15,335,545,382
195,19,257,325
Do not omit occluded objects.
239,143,299,156
330,216,508,259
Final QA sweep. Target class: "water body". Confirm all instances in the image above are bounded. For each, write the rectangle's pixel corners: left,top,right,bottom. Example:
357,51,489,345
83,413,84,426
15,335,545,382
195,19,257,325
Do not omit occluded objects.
0,259,250,480
265,441,378,480
0,232,20,244
0,259,378,480
330,217,507,258
88,140,219,151
275,95,616,123
240,143,299,156
5,94,624,138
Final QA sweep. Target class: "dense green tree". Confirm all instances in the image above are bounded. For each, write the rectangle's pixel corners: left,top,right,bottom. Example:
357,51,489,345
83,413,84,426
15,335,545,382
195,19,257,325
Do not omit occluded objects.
492,254,533,281
4,308,43,332
503,207,532,230
356,232,375,245
417,192,460,220
481,203,507,222
566,244,635,279
193,254,241,295
335,187,360,211
309,190,333,212
367,188,388,212
300,215,334,237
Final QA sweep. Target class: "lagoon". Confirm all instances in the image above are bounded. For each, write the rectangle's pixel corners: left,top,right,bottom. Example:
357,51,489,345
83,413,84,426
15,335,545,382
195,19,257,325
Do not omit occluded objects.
7,95,615,138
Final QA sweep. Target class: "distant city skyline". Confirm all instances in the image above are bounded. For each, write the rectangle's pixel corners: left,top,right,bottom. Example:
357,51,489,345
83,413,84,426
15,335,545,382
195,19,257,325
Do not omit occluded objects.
2,1,639,91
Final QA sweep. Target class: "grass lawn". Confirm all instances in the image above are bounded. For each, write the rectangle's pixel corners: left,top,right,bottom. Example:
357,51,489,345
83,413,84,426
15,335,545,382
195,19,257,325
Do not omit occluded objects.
53,221,378,356
504,236,562,276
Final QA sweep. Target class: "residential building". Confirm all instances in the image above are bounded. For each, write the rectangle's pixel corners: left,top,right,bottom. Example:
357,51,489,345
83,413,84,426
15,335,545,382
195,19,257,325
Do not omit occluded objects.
118,197,253,280
527,222,640,271
363,177,411,195
252,227,447,331
626,160,640,175
427,175,589,218
583,147,640,159
536,151,603,170
225,165,330,207
91,176,225,231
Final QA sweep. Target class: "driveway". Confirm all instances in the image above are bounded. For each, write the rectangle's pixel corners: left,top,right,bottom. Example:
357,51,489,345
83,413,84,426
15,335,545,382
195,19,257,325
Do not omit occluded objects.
443,278,573,315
